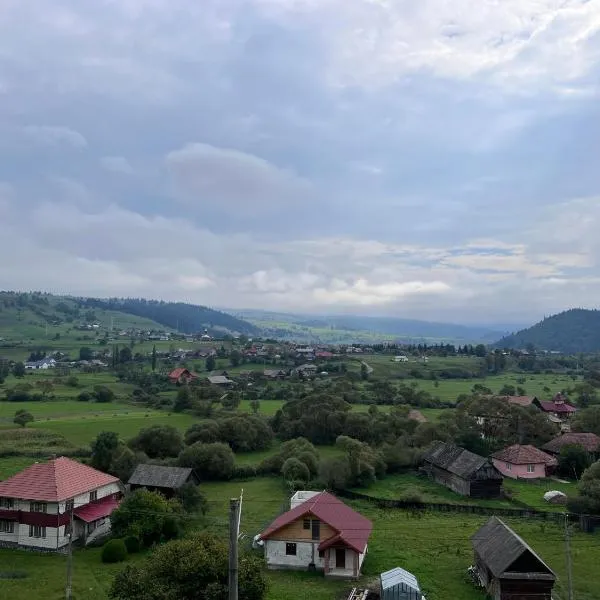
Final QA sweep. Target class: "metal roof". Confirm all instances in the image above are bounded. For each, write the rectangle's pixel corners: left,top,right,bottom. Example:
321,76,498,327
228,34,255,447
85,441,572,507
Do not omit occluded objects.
128,464,194,489
380,567,420,592
472,517,555,580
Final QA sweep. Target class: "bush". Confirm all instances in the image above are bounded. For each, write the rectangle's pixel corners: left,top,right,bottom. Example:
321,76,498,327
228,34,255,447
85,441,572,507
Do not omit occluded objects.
101,539,128,563
77,391,93,402
177,442,235,480
66,376,79,388
398,486,425,503
233,464,257,480
124,535,141,554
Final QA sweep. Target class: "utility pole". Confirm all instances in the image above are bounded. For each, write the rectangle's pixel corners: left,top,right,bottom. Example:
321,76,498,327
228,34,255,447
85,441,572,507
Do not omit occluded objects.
565,513,574,600
65,507,74,600
228,497,240,600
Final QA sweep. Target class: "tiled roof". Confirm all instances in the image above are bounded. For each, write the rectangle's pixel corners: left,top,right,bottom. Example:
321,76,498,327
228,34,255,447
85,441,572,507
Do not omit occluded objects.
169,368,196,379
492,444,557,466
538,400,577,414
259,491,372,553
0,457,119,501
542,433,600,454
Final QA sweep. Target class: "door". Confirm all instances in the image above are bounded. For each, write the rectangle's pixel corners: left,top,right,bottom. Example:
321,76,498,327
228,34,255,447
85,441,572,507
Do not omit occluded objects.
311,520,320,540
335,548,345,569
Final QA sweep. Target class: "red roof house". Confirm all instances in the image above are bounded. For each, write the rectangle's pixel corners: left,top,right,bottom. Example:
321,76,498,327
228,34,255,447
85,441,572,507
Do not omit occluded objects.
168,367,198,384
536,393,577,418
259,491,372,578
491,445,557,479
542,432,600,456
0,457,122,551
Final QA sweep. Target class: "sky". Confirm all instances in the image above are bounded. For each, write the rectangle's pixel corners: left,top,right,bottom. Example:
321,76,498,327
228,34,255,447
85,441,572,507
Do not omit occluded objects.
1,0,600,326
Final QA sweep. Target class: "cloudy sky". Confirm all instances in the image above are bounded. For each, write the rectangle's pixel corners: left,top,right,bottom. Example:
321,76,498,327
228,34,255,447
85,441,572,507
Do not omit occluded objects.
1,0,600,326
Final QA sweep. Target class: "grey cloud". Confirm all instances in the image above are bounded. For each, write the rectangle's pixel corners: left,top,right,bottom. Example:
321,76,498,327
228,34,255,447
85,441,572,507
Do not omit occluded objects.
101,156,134,175
22,125,87,149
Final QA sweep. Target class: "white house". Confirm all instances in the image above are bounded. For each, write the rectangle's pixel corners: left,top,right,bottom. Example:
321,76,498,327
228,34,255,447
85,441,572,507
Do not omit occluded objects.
0,457,122,551
259,491,372,579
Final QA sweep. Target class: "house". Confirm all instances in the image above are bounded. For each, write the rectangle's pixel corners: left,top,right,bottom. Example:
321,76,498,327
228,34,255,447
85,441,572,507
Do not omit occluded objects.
168,368,197,384
24,358,57,370
536,393,577,422
421,441,503,498
408,409,427,423
259,491,372,579
128,465,198,498
542,432,600,457
393,355,409,363
471,517,555,600
491,444,557,479
264,369,286,380
316,351,334,359
207,375,234,386
0,457,122,551
295,364,318,377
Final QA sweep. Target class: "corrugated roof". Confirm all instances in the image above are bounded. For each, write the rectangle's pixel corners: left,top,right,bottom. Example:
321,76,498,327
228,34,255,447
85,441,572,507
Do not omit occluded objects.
208,375,233,384
0,457,119,502
492,445,557,466
472,517,555,579
128,464,194,489
260,491,372,553
74,495,119,523
543,432,600,454
422,441,501,480
380,567,420,592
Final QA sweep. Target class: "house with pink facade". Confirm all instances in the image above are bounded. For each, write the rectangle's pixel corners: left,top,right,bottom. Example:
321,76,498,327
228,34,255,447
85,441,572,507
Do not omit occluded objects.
491,444,557,479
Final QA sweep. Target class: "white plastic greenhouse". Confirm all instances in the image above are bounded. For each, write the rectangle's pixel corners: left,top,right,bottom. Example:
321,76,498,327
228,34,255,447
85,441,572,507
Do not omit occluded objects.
380,567,424,600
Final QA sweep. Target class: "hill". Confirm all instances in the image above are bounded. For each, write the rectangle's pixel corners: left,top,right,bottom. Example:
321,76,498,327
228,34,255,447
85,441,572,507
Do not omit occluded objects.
494,308,600,353
234,309,506,345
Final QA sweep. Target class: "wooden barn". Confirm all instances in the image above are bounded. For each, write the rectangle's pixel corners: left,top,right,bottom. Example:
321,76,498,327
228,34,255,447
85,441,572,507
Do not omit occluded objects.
421,440,503,498
128,465,199,498
471,517,555,600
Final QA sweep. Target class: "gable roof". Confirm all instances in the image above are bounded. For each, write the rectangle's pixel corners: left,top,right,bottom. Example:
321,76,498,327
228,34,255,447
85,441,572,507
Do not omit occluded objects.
472,517,555,580
537,399,577,414
259,491,372,553
208,375,233,384
128,464,194,489
0,457,119,502
492,444,557,466
422,440,501,480
543,432,600,454
169,368,195,380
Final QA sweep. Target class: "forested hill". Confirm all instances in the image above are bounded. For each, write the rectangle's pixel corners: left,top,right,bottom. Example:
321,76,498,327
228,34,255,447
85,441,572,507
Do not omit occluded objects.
494,309,600,353
81,298,258,336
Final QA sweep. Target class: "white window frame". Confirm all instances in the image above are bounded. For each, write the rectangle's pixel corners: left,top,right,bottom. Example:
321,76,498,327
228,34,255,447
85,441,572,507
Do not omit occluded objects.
29,525,46,538
527,464,535,473
0,520,15,533
30,502,47,513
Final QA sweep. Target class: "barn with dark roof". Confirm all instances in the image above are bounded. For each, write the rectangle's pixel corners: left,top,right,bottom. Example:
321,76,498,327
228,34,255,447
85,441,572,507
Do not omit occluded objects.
128,465,198,498
472,517,555,600
421,441,503,498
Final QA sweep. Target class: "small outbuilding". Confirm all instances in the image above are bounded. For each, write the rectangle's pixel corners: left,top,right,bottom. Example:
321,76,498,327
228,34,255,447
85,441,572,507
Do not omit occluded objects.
380,567,423,600
471,517,555,600
421,440,503,498
128,464,199,498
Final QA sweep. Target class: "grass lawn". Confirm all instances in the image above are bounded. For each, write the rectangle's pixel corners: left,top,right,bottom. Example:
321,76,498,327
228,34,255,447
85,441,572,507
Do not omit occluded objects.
0,456,40,479
0,400,146,421
503,477,577,512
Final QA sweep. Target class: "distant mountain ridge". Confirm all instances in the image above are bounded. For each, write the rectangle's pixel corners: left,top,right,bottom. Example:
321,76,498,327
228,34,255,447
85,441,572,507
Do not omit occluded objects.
494,308,600,353
234,309,507,344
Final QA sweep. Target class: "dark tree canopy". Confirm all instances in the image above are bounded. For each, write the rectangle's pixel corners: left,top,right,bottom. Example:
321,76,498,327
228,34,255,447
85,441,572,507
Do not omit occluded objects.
129,425,183,459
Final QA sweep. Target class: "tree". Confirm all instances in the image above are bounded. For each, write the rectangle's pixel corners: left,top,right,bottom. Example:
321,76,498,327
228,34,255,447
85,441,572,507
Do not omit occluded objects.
249,399,260,414
110,489,182,547
360,363,369,381
12,362,25,378
177,482,208,514
229,350,241,368
36,380,54,399
335,435,385,487
109,532,267,600
558,445,592,480
94,385,115,403
13,409,33,427
178,442,235,480
151,345,157,372
91,431,120,472
205,355,216,372
572,406,600,436
79,347,93,361
318,457,351,490
173,386,193,413
111,446,141,481
569,459,600,514
129,425,183,459
474,344,487,358
119,346,133,364
281,457,310,484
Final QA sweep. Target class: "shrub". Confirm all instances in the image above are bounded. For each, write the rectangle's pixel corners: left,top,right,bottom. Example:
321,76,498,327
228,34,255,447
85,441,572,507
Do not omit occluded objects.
124,535,141,554
398,486,425,503
177,442,235,480
233,464,257,480
66,376,79,388
77,391,93,402
101,539,128,563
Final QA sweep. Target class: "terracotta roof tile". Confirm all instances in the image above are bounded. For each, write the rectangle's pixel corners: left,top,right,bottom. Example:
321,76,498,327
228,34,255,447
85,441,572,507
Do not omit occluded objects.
492,444,557,466
0,457,119,501
542,433,600,454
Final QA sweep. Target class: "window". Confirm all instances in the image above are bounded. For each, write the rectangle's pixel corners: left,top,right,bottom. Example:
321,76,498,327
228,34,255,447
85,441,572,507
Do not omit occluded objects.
303,519,310,530
527,464,535,473
285,543,297,556
89,490,98,502
65,499,74,513
0,497,14,509
0,520,15,534
64,522,71,537
29,525,46,538
30,502,47,513
318,550,325,558
311,519,320,541
505,463,511,471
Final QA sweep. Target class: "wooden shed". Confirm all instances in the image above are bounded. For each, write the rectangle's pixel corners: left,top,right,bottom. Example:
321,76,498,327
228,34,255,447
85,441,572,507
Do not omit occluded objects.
380,567,423,600
421,440,503,498
472,517,555,600
128,464,199,498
